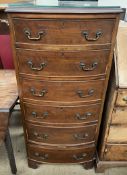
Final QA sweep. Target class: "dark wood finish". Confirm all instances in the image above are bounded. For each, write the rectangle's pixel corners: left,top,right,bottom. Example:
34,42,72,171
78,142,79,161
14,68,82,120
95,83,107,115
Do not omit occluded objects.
7,8,121,169
13,18,115,45
20,78,105,103
26,123,97,145
23,102,101,125
28,143,95,163
17,49,110,78
0,70,18,174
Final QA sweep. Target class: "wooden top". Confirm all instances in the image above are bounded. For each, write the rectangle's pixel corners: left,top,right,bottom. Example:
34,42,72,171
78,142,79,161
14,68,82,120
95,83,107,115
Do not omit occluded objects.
0,70,18,112
115,21,127,88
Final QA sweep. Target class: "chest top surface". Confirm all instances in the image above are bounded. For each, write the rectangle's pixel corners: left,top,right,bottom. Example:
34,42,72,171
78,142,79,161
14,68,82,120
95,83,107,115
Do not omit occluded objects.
3,0,123,13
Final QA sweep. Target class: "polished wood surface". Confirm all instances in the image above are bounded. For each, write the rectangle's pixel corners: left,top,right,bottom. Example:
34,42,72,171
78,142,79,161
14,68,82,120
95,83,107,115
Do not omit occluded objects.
17,49,110,78
13,18,115,45
8,9,121,169
20,78,105,103
28,143,95,164
26,123,97,145
23,102,101,125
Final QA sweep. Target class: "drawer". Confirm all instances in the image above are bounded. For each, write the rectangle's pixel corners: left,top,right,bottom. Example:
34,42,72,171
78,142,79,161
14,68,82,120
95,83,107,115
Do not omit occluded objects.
116,89,127,106
107,126,127,143
26,123,97,145
23,102,101,125
104,144,127,161
111,107,127,125
17,49,109,78
20,78,105,103
28,144,95,163
13,18,115,45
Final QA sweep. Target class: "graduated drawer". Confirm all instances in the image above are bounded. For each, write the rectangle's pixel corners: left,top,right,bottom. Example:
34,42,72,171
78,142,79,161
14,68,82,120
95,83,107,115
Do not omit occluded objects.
13,18,115,45
104,144,127,161
23,102,101,125
116,89,127,106
28,144,95,163
26,123,97,145
111,107,127,125
17,49,109,78
20,78,105,103
107,126,127,143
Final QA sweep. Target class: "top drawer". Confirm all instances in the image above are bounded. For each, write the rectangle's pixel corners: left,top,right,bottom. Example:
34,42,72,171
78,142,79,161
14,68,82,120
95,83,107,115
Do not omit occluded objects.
12,18,115,46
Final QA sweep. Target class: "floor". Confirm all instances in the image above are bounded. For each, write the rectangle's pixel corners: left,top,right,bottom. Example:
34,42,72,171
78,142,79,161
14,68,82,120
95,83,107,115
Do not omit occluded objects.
0,110,127,175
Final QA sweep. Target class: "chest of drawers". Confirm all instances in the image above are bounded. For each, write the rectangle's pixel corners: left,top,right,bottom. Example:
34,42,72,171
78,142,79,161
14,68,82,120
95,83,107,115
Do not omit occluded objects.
7,7,121,169
96,22,127,173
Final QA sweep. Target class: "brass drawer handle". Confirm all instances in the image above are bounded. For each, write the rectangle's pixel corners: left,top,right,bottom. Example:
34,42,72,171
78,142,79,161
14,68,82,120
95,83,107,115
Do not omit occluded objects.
30,88,47,97
27,60,46,71
32,111,48,119
76,112,92,120
73,153,87,160
80,62,98,71
74,133,88,140
33,132,48,140
82,31,102,41
34,152,48,160
0,19,9,26
24,28,44,41
123,97,127,102
77,89,94,98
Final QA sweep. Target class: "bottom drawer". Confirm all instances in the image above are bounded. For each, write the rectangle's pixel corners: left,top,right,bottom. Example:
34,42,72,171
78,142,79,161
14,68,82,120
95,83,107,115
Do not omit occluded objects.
28,144,95,163
104,144,127,161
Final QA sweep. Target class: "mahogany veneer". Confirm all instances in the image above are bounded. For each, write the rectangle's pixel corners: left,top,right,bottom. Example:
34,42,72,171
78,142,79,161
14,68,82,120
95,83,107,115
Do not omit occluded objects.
7,6,121,169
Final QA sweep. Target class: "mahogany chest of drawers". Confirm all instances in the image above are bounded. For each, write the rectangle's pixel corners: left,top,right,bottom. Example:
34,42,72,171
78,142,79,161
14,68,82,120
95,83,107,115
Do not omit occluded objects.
7,6,122,169
96,22,127,172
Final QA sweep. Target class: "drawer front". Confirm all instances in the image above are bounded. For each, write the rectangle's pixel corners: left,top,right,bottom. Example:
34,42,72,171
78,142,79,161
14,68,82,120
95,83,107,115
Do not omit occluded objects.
116,90,127,106
24,102,101,124
28,144,95,163
13,18,115,45
107,126,127,143
26,123,97,145
21,79,105,103
17,49,109,78
111,107,127,125
104,144,127,161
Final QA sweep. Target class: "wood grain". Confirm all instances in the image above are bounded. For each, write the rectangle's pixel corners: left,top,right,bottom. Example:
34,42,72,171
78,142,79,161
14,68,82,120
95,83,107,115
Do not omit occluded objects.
23,102,101,125
0,70,18,111
7,10,121,169
16,49,110,78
